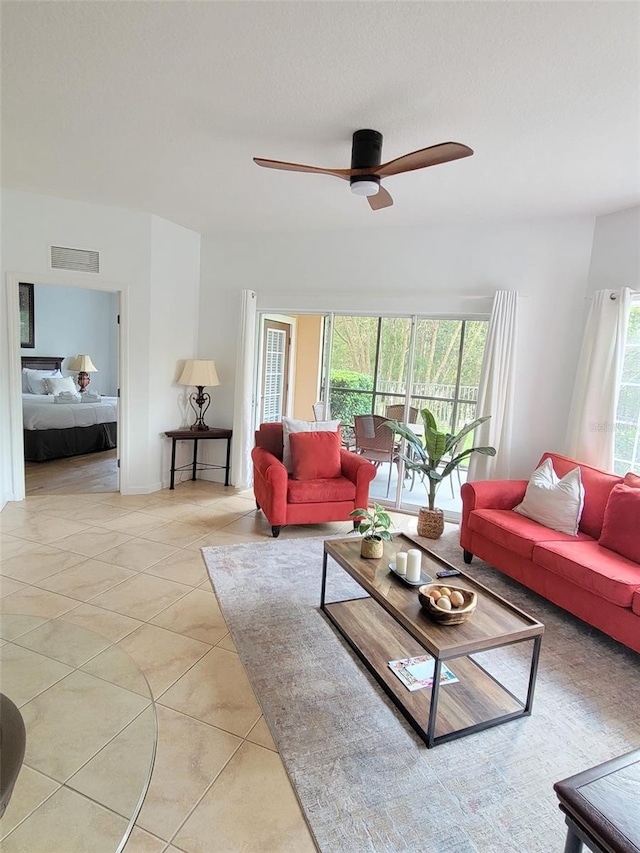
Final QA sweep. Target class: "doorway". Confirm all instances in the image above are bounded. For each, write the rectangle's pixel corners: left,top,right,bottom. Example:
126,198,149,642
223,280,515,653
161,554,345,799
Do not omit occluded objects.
7,272,124,502
21,282,120,495
259,318,292,423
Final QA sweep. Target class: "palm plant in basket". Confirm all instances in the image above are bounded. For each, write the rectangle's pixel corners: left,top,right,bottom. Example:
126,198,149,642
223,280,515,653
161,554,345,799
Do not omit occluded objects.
386,408,496,540
349,503,393,559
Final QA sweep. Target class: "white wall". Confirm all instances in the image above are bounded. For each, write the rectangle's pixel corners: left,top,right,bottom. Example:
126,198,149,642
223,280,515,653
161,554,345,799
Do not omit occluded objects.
149,215,202,487
1,189,200,504
587,205,640,293
199,216,596,479
22,284,118,395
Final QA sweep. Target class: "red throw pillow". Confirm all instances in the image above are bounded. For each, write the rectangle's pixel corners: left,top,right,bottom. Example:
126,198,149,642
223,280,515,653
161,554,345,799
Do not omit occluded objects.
599,484,640,563
624,472,640,488
289,430,341,480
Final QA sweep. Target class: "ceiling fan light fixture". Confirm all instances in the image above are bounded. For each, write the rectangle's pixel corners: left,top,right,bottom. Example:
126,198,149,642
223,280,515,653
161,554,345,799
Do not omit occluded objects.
350,179,380,197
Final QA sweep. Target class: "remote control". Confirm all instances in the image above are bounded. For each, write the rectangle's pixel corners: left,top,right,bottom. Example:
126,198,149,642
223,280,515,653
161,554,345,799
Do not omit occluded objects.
436,569,461,578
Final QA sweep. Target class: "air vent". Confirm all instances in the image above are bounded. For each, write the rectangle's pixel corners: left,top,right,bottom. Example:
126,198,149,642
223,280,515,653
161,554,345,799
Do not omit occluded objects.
50,246,100,273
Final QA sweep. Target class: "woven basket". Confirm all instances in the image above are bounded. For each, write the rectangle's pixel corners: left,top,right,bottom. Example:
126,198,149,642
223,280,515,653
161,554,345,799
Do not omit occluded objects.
417,508,445,539
360,537,384,559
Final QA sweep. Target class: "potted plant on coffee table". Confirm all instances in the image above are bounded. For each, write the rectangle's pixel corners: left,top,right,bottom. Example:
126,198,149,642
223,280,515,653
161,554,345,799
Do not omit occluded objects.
386,408,496,540
349,503,393,558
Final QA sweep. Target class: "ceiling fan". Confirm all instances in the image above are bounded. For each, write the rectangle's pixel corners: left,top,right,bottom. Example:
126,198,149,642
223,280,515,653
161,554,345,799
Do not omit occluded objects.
253,129,473,210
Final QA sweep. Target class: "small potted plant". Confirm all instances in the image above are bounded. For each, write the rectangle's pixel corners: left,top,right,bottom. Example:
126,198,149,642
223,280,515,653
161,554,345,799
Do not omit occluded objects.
386,408,496,539
349,503,393,558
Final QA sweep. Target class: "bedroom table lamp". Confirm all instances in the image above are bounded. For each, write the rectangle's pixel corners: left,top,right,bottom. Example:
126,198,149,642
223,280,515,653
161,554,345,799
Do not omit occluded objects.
68,354,98,393
178,359,220,431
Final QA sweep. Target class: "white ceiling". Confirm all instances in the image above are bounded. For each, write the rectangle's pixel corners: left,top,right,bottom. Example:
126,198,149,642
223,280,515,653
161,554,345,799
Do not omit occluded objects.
2,1,639,234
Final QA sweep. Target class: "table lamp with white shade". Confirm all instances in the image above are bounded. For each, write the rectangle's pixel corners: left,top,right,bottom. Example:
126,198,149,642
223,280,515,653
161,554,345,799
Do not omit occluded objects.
67,354,98,393
178,359,220,431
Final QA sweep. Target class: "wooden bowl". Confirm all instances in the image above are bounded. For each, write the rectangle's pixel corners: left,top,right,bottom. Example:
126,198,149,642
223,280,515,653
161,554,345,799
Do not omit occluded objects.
418,583,477,625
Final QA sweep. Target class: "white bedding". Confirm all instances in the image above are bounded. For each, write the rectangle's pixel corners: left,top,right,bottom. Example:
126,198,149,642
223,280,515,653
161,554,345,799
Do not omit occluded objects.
22,394,118,431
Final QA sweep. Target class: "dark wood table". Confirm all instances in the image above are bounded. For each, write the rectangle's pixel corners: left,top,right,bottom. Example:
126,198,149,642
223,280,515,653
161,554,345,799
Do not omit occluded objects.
554,750,640,853
321,533,544,747
165,428,232,489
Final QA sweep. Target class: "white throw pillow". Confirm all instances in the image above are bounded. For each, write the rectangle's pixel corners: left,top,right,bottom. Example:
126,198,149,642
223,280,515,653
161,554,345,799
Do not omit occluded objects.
23,368,62,394
513,458,585,536
281,416,341,473
45,375,78,396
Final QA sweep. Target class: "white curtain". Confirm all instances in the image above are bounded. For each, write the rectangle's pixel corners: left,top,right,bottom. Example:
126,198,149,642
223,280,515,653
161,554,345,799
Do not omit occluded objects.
231,289,257,489
565,288,632,470
467,290,518,481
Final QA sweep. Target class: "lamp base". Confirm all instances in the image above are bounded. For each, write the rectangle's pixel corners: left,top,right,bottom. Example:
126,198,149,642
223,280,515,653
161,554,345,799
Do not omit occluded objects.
77,371,90,393
188,387,211,431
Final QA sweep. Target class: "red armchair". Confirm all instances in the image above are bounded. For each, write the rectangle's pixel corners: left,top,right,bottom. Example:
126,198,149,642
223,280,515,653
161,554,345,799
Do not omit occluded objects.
252,422,377,537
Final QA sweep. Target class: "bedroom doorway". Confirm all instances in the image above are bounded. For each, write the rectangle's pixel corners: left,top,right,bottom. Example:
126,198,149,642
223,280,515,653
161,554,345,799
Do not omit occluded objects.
19,281,121,497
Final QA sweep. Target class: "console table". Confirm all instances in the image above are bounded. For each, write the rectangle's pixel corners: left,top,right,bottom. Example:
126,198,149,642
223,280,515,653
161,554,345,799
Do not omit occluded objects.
165,428,232,489
554,749,640,853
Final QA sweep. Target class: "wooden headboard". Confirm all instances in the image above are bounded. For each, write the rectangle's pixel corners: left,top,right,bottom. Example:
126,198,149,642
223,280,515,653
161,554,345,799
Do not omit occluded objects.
21,356,64,372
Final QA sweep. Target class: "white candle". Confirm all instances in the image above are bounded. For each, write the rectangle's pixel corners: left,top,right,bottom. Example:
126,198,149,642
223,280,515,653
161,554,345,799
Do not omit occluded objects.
395,552,407,575
406,549,422,582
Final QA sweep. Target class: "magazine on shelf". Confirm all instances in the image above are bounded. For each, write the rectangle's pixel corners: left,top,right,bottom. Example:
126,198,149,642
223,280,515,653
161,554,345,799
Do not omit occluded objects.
388,655,459,691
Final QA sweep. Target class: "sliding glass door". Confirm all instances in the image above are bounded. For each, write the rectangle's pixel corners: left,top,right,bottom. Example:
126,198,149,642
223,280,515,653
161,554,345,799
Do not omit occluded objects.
325,314,488,517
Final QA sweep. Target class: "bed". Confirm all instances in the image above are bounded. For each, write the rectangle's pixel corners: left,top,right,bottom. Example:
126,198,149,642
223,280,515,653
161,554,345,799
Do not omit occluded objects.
22,356,118,462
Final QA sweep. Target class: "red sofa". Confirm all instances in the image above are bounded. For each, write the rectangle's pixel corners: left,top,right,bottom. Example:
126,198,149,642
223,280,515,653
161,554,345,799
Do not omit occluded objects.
460,452,640,654
252,422,377,537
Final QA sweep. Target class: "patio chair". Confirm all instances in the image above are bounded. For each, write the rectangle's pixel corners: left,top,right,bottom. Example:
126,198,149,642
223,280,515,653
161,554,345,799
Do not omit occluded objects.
353,414,400,498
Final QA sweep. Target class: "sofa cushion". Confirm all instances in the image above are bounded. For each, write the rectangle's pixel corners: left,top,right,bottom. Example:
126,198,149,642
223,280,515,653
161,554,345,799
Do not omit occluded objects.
599,484,640,564
533,540,640,608
287,476,356,504
633,589,640,617
624,472,640,488
538,453,622,540
514,459,584,536
468,509,590,561
282,417,341,473
290,430,341,480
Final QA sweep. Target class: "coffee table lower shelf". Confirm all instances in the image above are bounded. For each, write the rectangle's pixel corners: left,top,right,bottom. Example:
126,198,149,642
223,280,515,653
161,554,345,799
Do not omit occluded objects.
323,596,535,747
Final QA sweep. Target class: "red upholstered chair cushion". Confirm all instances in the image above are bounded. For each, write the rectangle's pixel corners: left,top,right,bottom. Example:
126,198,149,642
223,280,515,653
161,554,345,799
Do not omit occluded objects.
599,484,640,564
290,430,341,480
624,472,640,488
287,476,356,504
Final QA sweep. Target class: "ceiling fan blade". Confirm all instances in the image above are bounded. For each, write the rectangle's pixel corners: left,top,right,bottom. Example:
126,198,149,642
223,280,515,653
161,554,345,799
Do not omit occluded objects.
374,142,473,178
253,158,351,180
368,185,393,210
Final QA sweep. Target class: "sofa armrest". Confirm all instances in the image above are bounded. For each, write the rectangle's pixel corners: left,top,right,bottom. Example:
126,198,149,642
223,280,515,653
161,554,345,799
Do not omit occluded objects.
252,446,287,484
460,480,529,559
251,446,289,526
340,449,377,509
462,479,528,512
460,479,528,549
340,449,376,485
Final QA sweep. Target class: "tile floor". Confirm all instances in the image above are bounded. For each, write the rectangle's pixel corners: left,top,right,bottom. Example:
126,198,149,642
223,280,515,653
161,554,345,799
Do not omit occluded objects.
0,480,416,852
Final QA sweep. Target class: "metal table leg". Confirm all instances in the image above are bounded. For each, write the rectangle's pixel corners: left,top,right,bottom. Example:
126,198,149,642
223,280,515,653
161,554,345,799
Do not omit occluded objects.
170,439,177,489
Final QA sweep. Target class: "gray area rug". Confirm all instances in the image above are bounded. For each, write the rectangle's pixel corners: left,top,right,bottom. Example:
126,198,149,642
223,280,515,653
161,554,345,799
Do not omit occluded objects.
202,529,640,853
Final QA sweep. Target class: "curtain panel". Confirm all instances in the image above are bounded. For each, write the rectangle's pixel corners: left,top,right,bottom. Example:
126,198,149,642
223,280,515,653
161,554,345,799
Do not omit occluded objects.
467,290,518,481
565,288,632,470
231,289,257,489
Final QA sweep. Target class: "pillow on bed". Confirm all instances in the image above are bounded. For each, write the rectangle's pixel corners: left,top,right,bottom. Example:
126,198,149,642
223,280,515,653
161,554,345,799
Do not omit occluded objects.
44,375,78,396
23,368,62,394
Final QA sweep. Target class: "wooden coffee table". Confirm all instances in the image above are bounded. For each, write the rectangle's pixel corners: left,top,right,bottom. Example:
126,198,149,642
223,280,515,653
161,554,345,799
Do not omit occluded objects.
321,533,544,747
